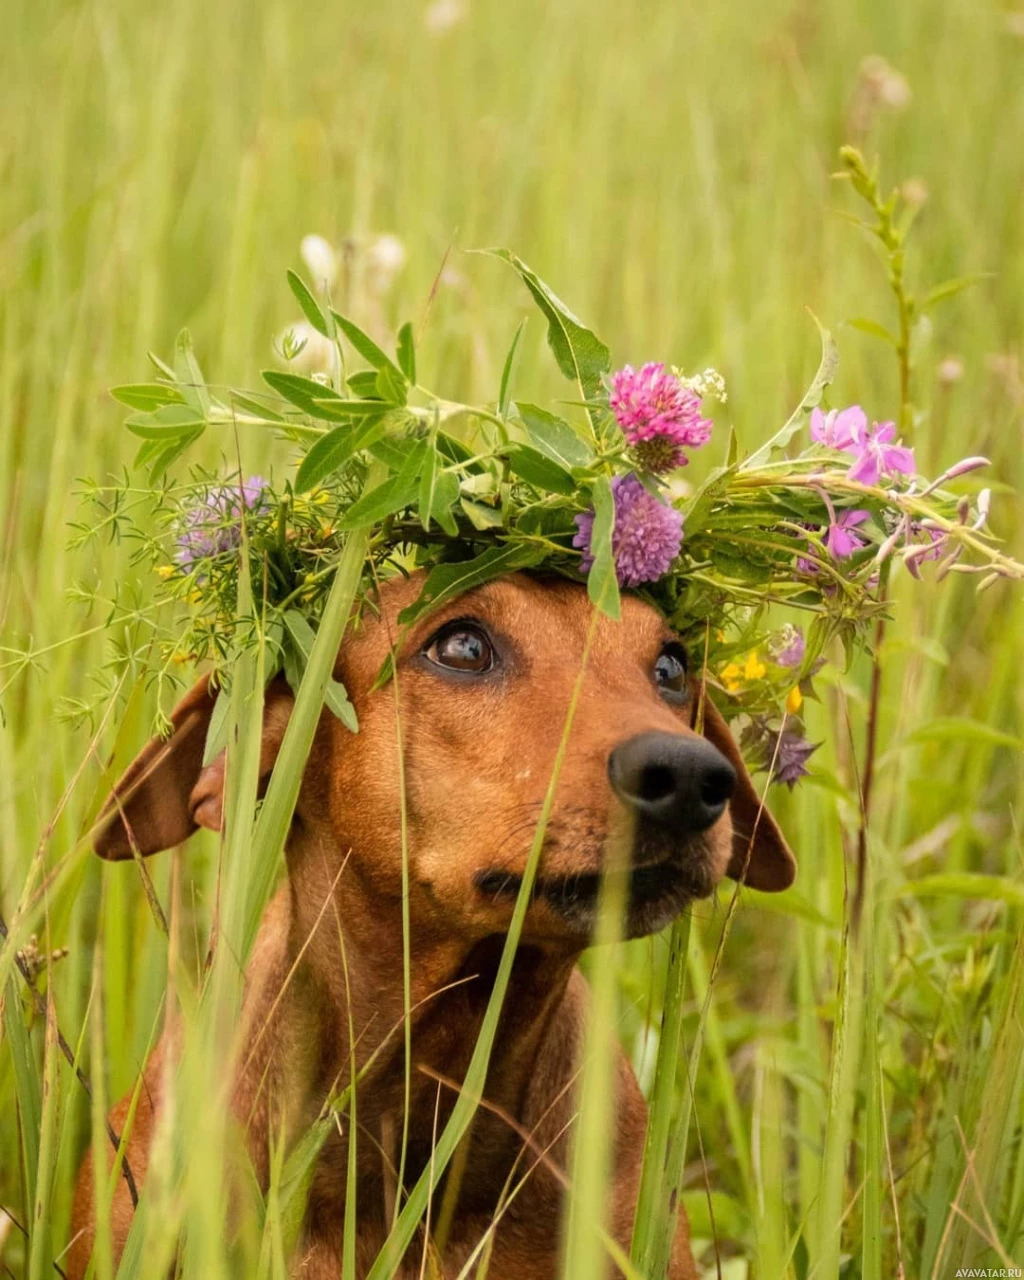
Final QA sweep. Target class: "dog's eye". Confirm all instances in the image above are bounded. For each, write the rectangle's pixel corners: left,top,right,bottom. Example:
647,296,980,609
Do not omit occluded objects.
425,622,495,674
654,643,688,701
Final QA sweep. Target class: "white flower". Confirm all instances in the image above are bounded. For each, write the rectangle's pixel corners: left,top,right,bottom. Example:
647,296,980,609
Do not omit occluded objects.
425,0,468,33
277,321,335,376
365,234,407,295
300,235,338,291
674,366,728,404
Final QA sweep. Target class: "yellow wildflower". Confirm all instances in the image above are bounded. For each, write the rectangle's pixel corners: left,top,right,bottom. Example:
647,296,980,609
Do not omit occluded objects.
786,685,803,714
156,565,175,579
721,662,743,693
743,651,766,681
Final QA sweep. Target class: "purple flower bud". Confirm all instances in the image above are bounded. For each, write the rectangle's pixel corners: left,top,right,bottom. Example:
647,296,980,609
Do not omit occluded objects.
176,476,270,565
769,726,819,788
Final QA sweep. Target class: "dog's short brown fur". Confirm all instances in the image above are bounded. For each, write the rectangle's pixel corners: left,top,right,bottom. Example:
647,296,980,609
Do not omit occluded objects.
69,571,795,1279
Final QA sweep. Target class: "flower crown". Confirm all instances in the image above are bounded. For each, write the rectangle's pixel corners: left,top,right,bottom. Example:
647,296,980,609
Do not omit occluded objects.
103,250,1021,789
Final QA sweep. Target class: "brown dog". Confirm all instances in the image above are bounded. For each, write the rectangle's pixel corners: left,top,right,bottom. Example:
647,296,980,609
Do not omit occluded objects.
69,571,795,1279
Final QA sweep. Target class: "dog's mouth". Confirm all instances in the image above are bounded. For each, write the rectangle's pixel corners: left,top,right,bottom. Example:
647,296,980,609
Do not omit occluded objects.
474,849,714,938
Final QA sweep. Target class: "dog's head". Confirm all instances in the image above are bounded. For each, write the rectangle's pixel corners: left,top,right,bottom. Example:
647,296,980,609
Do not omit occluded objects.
93,572,795,944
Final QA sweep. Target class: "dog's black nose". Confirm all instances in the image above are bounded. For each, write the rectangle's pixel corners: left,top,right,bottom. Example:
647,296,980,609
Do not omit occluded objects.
608,732,736,833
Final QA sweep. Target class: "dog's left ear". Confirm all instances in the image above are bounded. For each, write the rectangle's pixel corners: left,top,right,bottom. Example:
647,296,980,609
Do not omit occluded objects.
92,674,294,860
693,686,797,892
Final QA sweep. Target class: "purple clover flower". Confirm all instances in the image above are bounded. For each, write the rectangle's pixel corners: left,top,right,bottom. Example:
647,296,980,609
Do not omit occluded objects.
770,624,805,668
176,476,269,565
609,363,712,474
573,473,684,588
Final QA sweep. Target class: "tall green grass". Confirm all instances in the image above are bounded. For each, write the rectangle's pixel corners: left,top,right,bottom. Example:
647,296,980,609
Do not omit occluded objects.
2,0,1023,1276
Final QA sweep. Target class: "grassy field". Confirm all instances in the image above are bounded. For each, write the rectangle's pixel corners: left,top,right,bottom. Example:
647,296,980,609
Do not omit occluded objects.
2,0,1024,1276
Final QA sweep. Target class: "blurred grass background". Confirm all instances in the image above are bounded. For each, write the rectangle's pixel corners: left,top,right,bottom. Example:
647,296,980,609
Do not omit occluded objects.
2,0,1023,1276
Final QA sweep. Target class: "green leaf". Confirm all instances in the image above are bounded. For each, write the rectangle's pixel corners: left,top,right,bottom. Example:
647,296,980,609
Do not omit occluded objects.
368,433,420,472
396,321,416,383
295,418,387,493
740,886,838,930
125,403,208,438
429,470,460,536
375,364,408,405
515,402,594,469
313,397,395,418
503,443,575,494
230,390,288,422
287,269,331,338
203,687,231,765
725,425,739,467
460,497,503,530
347,370,383,398
896,716,1024,753
846,316,898,346
417,439,440,532
4,979,41,1222
145,428,204,477
29,996,60,1280
899,872,1024,909
741,313,838,470
479,249,610,400
585,475,621,619
147,350,176,380
110,382,185,411
238,475,378,961
331,311,406,383
262,370,346,418
436,430,483,471
498,317,528,419
922,273,993,311
282,612,358,731
174,329,210,415
336,442,425,529
397,542,547,628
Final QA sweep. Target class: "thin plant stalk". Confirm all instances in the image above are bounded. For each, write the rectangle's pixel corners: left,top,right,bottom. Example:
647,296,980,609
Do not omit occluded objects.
367,612,602,1279
559,824,629,1278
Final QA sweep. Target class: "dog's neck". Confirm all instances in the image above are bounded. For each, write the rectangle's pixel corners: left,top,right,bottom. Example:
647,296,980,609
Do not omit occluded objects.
240,826,582,1179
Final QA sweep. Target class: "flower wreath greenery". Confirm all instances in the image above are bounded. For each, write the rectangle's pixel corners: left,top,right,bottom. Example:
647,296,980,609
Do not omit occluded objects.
78,152,1022,789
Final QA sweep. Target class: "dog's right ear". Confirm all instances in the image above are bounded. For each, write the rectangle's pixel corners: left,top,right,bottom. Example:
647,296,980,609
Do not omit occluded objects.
93,675,293,860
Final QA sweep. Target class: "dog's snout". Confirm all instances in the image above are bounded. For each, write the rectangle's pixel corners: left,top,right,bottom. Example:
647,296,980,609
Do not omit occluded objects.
608,732,736,833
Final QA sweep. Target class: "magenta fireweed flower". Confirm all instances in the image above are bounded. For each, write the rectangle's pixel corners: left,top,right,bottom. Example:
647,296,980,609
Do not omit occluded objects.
810,405,916,486
825,507,871,559
177,476,269,564
846,420,916,486
573,473,684,588
810,405,866,453
609,362,712,473
770,624,805,668
797,498,870,575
